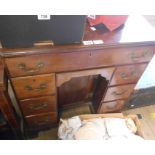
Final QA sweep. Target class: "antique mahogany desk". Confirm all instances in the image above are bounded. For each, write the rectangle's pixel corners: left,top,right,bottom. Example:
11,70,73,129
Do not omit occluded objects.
1,15,155,133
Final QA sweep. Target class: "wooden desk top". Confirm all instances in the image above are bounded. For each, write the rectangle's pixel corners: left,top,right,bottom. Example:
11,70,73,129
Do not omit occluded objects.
1,15,155,57
83,15,155,45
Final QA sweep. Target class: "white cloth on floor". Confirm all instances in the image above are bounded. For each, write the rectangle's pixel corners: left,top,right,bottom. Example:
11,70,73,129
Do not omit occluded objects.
58,116,143,140
58,116,82,140
75,118,107,140
104,118,132,137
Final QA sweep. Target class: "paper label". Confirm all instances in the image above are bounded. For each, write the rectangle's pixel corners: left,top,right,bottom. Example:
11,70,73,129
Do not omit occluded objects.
37,15,51,20
90,27,96,31
93,40,104,44
83,40,93,45
87,15,96,19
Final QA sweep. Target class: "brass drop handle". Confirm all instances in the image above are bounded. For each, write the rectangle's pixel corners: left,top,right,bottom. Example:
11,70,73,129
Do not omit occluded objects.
17,62,45,73
29,103,48,110
130,50,148,61
24,83,47,91
120,71,136,79
112,90,127,96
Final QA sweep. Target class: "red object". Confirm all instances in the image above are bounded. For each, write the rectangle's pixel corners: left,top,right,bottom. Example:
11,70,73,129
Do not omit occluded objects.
87,15,128,31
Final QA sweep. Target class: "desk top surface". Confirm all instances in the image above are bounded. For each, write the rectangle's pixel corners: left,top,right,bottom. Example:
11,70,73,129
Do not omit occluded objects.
83,15,155,45
1,15,155,57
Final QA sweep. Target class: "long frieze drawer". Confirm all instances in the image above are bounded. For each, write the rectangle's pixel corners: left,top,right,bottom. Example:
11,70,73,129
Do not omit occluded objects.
19,95,57,116
5,45,155,77
103,84,135,102
110,63,148,86
25,112,57,128
11,74,56,99
98,100,125,113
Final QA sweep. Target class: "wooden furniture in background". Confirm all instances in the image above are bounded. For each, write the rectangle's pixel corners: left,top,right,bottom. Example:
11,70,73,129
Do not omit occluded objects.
0,110,17,139
0,59,21,139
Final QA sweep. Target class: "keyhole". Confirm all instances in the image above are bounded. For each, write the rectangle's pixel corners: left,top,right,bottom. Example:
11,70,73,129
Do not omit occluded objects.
33,79,36,82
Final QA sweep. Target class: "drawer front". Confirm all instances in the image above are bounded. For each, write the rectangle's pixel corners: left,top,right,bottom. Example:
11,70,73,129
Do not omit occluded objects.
20,96,57,116
5,45,155,77
103,84,135,102
56,67,115,87
110,63,148,86
11,74,56,99
25,113,57,128
99,100,125,113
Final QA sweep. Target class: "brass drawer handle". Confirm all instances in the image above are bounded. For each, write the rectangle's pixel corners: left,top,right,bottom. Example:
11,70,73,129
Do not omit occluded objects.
29,103,48,110
112,90,127,96
17,62,45,73
24,83,47,91
130,50,148,61
120,71,136,79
